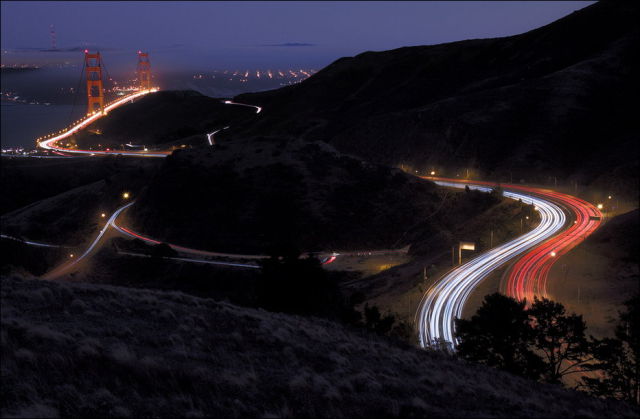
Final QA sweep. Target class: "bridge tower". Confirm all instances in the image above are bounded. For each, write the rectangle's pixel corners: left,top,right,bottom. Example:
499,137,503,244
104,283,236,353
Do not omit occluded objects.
137,51,151,91
84,50,104,115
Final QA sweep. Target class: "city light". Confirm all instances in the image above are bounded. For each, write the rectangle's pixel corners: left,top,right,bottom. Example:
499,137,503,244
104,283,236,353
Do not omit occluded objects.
597,203,603,209
101,213,106,218
550,251,556,257
123,192,130,199
430,171,436,176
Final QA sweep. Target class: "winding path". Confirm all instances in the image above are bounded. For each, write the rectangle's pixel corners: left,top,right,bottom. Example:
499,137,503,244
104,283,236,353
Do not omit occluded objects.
416,178,601,349
29,93,603,341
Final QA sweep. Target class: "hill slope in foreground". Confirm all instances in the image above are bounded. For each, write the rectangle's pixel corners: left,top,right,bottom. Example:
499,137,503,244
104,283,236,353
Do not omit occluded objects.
1,276,636,418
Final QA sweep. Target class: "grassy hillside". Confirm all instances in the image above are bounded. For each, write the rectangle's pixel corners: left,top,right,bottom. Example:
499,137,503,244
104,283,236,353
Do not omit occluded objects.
233,1,639,201
128,137,441,253
126,136,534,255
547,209,639,337
0,156,161,215
2,276,636,418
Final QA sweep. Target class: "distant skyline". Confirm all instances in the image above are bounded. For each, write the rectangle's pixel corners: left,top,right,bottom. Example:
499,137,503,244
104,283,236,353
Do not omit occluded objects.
2,1,594,70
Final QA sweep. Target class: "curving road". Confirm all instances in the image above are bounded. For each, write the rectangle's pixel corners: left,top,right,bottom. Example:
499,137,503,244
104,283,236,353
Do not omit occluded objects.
416,180,566,348
37,89,169,158
416,177,602,349
34,91,602,340
223,100,262,114
502,189,601,302
42,202,134,279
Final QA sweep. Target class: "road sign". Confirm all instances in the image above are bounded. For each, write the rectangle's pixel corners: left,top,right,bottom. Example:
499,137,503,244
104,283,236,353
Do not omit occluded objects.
460,242,475,251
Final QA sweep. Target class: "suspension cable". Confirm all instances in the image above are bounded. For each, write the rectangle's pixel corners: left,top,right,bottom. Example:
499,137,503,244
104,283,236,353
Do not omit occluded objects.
100,57,115,99
67,58,86,125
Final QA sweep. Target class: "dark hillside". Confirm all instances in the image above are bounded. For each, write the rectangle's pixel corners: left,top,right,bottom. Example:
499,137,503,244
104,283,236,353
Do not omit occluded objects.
72,90,256,148
234,1,639,200
128,138,443,254
547,209,639,337
127,135,535,255
0,157,161,215
2,276,637,418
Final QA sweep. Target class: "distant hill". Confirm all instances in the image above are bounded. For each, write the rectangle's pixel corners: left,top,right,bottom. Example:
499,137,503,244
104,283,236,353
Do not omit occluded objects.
233,1,639,201
128,137,443,254
2,275,636,418
126,129,537,255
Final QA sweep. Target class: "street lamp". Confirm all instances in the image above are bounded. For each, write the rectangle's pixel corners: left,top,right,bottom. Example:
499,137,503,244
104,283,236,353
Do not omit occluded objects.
597,203,603,210
123,192,130,199
430,171,435,176
101,213,106,218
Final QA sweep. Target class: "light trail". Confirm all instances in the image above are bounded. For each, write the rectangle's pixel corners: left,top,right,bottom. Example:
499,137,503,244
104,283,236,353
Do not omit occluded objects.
416,177,602,349
37,89,168,158
110,207,394,266
321,255,337,265
116,250,260,269
0,153,86,159
110,212,270,260
223,100,262,114
422,178,602,303
417,180,566,348
42,202,134,279
1,234,62,248
502,189,601,302
206,126,230,146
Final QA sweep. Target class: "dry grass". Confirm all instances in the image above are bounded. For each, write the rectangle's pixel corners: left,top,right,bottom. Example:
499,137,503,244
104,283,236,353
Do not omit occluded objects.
2,276,637,418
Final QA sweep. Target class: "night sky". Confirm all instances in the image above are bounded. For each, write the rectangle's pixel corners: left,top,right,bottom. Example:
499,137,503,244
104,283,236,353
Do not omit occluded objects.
2,1,593,69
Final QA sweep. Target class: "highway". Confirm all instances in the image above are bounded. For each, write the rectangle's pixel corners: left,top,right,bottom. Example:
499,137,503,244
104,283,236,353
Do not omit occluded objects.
0,234,63,248
37,89,169,158
501,189,601,302
416,177,602,349
35,95,261,157
42,202,134,279
223,100,262,114
108,207,367,265
416,180,566,348
31,88,603,344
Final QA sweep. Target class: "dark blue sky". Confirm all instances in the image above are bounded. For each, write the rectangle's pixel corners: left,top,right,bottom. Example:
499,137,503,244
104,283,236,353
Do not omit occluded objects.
2,1,593,69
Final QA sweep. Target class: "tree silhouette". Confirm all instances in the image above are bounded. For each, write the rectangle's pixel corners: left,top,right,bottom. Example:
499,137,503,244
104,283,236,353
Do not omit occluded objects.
363,303,395,335
528,297,593,383
256,253,342,318
455,293,544,379
582,294,639,404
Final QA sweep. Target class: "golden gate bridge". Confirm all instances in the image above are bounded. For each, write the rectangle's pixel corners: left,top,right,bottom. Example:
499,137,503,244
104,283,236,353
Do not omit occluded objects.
36,51,166,157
